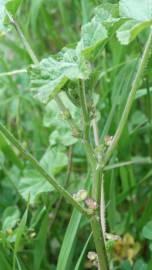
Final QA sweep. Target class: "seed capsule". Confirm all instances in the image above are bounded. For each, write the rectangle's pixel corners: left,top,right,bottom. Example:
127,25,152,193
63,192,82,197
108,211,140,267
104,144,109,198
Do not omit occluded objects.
85,198,98,210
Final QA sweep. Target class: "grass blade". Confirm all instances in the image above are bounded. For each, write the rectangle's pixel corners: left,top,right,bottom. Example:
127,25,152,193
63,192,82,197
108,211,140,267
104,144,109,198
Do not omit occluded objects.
13,204,29,270
56,209,82,270
74,233,92,270
33,212,49,270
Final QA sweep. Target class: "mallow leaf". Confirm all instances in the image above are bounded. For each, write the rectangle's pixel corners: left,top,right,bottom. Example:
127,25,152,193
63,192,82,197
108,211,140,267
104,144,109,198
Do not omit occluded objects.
94,3,120,25
43,92,79,127
117,19,151,45
43,92,80,146
120,0,152,22
2,206,20,231
29,49,89,103
117,0,152,45
16,146,68,203
40,147,68,175
49,129,77,146
18,170,53,203
76,19,108,58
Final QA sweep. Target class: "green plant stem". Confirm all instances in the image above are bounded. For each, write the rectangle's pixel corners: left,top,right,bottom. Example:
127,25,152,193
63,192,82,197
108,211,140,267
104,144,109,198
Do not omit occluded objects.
104,28,152,166
79,81,109,269
90,214,109,270
92,114,106,235
0,69,27,77
49,146,73,231
79,81,96,168
6,11,39,64
92,117,102,204
0,123,90,218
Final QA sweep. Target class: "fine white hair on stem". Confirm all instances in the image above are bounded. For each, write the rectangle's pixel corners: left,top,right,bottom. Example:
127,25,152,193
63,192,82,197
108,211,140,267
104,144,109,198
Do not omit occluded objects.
100,174,106,239
92,117,106,239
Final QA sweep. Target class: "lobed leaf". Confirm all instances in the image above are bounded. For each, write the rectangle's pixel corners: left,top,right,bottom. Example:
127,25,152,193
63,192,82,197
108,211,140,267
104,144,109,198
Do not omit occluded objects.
40,147,68,175
94,3,120,25
77,19,108,58
117,0,152,45
120,0,152,22
29,49,89,103
44,92,79,146
117,19,151,45
18,170,53,204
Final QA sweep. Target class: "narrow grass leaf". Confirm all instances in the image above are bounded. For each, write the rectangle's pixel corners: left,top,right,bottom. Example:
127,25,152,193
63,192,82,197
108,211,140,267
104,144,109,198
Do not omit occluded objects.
74,233,92,270
13,204,29,269
34,213,49,270
56,209,82,270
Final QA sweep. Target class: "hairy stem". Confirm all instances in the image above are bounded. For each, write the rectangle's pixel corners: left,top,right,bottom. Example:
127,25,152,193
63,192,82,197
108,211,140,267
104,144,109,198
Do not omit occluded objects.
49,147,73,231
79,81,109,269
0,123,90,217
6,11,38,65
91,214,109,270
79,81,96,168
0,69,27,77
92,116,106,237
104,28,152,166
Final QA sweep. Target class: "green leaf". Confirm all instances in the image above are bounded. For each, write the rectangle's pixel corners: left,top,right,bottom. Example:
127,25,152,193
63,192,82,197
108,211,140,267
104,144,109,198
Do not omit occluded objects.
0,131,23,169
117,19,151,45
33,213,49,270
13,205,29,268
40,147,68,175
18,170,53,203
43,92,79,146
5,0,21,15
56,209,82,270
2,206,20,231
74,234,92,270
117,0,152,45
142,221,152,240
119,0,152,22
0,248,12,270
0,150,5,169
29,49,89,103
133,259,147,270
77,18,108,58
49,129,77,146
43,92,80,127
29,57,68,104
94,3,120,24
0,0,21,31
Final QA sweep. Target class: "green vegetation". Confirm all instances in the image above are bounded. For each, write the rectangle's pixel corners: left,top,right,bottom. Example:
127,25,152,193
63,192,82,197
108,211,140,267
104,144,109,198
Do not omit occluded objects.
0,0,152,269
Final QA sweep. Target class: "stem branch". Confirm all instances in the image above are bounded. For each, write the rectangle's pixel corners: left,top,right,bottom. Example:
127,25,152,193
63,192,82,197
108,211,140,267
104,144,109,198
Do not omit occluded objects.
104,29,152,165
79,81,96,168
91,214,109,270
